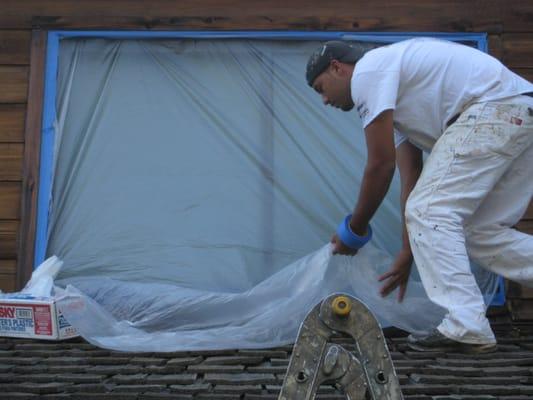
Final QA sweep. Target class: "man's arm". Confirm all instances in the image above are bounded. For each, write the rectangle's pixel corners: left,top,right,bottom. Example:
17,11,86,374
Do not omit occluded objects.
378,139,423,301
332,109,396,254
397,139,423,252
350,109,396,234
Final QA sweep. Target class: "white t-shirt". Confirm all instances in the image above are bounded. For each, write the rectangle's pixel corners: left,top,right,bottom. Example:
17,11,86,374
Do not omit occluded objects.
351,38,533,152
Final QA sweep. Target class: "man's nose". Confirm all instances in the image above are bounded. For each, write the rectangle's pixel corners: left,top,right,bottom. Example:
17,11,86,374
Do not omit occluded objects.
322,95,329,105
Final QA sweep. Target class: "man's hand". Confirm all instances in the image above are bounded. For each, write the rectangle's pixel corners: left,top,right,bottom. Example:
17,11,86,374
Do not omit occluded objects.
331,234,358,256
378,248,413,302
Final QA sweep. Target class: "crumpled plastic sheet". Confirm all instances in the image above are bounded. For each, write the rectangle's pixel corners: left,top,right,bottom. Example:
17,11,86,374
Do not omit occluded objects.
52,244,496,352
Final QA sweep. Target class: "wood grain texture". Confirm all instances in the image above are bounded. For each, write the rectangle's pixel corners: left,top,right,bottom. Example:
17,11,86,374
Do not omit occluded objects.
515,220,533,234
0,105,26,143
0,182,21,219
501,34,533,69
17,30,46,290
0,220,19,259
488,34,503,59
506,281,531,298
507,298,533,321
523,201,533,220
0,260,16,274
0,143,23,181
0,31,31,65
0,272,16,292
0,0,524,33
0,66,29,103
512,68,533,84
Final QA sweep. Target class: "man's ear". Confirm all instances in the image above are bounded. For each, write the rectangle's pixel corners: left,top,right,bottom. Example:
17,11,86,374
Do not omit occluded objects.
329,59,342,73
329,59,348,78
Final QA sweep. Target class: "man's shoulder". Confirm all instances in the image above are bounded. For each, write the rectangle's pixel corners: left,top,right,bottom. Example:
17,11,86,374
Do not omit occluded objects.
354,40,411,73
355,37,462,74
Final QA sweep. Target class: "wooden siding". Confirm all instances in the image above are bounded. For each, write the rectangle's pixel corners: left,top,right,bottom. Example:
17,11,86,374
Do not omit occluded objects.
0,3,531,312
0,30,30,292
16,30,46,290
0,105,26,143
0,1,531,33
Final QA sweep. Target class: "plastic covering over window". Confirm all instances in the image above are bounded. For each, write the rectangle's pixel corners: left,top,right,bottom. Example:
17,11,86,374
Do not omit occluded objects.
47,39,498,351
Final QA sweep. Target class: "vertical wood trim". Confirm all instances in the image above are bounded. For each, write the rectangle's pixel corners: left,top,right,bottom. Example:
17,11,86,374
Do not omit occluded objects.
16,30,46,290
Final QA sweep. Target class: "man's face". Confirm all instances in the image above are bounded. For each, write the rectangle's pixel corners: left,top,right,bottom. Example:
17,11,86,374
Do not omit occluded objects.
312,62,354,111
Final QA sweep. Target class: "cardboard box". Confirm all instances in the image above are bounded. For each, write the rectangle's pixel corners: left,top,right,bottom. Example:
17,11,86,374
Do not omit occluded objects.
0,294,78,340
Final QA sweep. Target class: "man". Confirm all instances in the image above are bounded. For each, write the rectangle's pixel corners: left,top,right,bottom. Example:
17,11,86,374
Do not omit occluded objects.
306,38,533,353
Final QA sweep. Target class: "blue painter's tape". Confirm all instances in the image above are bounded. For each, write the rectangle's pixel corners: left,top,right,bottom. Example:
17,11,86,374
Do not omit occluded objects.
34,32,60,268
337,215,373,250
491,276,506,306
48,30,487,44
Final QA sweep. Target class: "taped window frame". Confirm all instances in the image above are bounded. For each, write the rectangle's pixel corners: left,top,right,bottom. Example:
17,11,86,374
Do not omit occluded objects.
23,30,502,303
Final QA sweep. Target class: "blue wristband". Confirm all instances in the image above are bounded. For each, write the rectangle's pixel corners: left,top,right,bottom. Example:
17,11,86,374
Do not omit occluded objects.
336,214,372,250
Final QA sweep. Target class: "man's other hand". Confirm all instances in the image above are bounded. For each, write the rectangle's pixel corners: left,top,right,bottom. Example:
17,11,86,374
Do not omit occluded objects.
378,248,413,302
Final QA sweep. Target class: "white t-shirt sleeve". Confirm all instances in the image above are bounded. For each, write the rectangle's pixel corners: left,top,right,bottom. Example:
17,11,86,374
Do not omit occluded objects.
352,70,400,128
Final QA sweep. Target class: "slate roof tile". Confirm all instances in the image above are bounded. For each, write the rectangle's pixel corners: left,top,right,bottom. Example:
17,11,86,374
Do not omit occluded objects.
88,364,145,375
167,356,203,367
204,372,277,385
1,312,533,398
237,350,288,358
64,383,107,393
145,364,186,373
110,373,148,384
169,383,211,394
213,384,263,394
66,394,139,400
187,364,245,373
202,355,264,365
146,374,199,385
110,384,167,392
140,394,193,400
195,394,242,400
3,382,72,394
0,394,39,399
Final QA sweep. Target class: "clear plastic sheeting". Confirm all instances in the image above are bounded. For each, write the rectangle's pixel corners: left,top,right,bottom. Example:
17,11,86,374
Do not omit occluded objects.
47,38,499,351
55,246,440,352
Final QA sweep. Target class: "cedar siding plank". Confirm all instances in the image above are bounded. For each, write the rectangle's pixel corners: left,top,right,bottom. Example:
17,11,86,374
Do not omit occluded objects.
512,68,533,84
0,272,16,292
515,220,533,235
0,259,16,274
0,66,29,103
523,201,533,220
0,259,16,293
0,259,16,295
0,143,23,181
0,104,26,143
504,0,533,34
17,30,45,290
507,298,533,321
0,220,19,259
502,34,533,69
0,0,513,32
0,30,31,65
0,14,503,33
0,0,531,33
0,182,21,220
507,281,533,299
488,34,503,59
